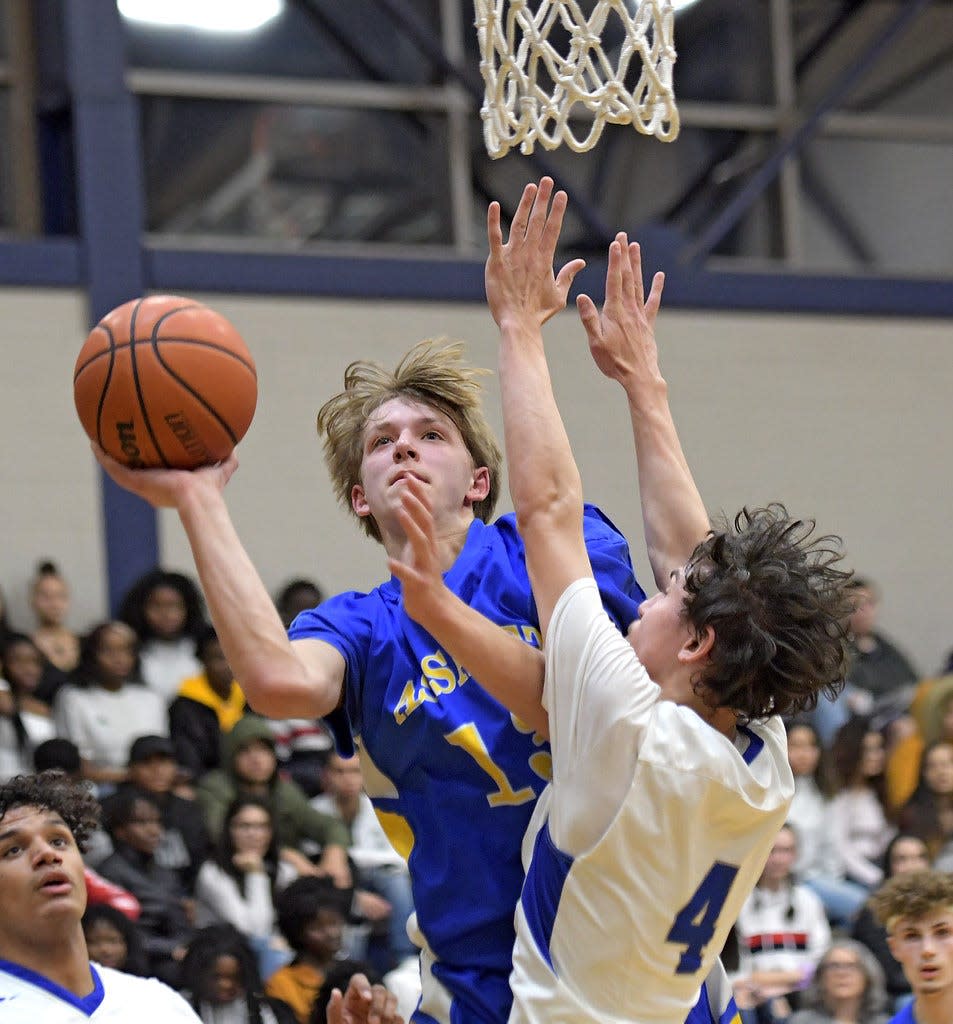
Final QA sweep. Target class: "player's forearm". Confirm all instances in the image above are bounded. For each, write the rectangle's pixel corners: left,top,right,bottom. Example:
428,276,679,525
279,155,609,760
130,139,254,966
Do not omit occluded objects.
412,584,548,735
623,376,709,589
498,319,584,536
176,486,334,717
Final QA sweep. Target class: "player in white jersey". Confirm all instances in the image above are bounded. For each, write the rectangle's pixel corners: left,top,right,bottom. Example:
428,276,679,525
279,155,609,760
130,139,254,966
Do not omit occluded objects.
0,770,201,1022
0,771,399,1024
389,178,852,1024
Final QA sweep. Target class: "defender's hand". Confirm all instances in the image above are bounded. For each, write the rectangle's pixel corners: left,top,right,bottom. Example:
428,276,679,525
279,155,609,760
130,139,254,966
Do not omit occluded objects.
486,177,585,330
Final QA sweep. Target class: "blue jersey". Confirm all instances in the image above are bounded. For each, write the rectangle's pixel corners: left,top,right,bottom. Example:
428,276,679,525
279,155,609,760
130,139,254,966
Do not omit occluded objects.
887,1001,916,1024
290,505,643,1023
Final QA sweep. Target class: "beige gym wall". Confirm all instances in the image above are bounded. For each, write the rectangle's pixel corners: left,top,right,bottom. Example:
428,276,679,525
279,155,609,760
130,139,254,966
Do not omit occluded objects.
2,286,951,677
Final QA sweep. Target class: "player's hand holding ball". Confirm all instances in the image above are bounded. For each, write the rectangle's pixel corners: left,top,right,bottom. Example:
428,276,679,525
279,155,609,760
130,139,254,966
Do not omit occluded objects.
75,294,257,504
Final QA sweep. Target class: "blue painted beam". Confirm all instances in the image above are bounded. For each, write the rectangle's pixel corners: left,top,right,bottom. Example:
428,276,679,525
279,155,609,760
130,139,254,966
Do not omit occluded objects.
63,0,158,614
0,238,82,285
145,244,953,319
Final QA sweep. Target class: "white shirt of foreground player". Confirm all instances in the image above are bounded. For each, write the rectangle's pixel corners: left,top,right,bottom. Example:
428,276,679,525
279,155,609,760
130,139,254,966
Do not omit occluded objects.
510,578,794,1024
0,959,202,1022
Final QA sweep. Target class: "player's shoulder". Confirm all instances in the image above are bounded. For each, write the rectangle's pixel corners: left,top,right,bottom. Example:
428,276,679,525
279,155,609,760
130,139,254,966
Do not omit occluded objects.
95,966,201,1020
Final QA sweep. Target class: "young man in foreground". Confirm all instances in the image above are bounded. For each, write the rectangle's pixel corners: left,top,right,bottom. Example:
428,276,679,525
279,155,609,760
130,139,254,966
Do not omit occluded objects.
0,770,201,1021
871,870,953,1024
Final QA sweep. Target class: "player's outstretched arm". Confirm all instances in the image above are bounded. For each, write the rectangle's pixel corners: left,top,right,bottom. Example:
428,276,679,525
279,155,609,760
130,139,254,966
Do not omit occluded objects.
487,178,592,635
389,477,548,735
326,973,404,1024
579,237,709,590
92,446,345,719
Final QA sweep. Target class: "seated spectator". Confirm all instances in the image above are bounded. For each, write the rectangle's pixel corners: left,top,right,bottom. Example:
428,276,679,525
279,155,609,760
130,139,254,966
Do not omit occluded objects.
896,738,953,860
0,633,56,780
101,735,211,891
269,580,333,799
196,715,350,888
851,833,930,1008
170,626,247,782
194,795,297,978
786,719,867,925
313,753,415,970
119,569,207,705
54,621,167,786
843,579,917,724
180,924,298,1024
829,716,896,890
83,902,150,976
33,736,82,776
267,718,334,800
96,787,195,984
886,675,953,812
30,560,80,674
267,877,353,1024
787,939,889,1024
274,579,325,631
733,823,832,1019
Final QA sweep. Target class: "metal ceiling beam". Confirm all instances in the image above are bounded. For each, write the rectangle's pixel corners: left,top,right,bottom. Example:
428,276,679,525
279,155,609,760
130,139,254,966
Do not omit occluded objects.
371,0,615,243
682,0,934,265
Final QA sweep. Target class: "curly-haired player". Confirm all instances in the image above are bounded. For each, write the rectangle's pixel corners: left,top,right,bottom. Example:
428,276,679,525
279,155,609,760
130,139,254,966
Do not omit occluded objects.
0,770,202,1021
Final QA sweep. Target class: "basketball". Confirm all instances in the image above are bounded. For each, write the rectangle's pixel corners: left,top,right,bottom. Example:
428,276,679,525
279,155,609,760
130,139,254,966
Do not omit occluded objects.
73,295,258,469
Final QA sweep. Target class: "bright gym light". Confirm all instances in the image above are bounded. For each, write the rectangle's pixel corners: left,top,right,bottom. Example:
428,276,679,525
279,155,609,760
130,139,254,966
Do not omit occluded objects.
117,0,284,34
673,0,703,11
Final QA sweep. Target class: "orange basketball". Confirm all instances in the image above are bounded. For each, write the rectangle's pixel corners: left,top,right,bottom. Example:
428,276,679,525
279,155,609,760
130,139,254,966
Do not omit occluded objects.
74,295,258,469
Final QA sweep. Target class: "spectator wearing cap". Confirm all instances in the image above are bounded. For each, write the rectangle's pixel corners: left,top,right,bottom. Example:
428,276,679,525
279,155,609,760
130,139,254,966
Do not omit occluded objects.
98,735,210,892
196,715,351,889
169,627,247,783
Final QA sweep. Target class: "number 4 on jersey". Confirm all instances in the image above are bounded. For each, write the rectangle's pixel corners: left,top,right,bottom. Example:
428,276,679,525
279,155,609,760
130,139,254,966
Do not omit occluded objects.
666,862,739,974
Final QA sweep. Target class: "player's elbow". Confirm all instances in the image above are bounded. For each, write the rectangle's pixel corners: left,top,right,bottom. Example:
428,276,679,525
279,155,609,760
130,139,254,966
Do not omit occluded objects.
239,667,333,720
515,483,583,541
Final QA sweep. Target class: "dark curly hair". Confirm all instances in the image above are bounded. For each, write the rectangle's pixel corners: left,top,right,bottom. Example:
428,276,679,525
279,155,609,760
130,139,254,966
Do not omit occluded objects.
181,924,275,1024
275,876,353,951
0,770,100,851
683,505,852,722
117,568,207,644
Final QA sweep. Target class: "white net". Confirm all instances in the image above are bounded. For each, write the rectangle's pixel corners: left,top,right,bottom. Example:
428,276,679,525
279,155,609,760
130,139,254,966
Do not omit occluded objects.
474,0,680,158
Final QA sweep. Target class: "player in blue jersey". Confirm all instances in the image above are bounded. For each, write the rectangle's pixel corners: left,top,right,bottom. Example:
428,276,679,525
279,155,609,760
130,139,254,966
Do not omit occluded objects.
870,871,953,1024
93,346,647,1022
94,192,735,1022
389,178,852,1023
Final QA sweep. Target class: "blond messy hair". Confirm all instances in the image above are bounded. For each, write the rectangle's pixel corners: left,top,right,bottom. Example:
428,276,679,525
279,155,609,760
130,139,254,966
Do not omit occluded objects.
316,338,503,543
870,870,953,931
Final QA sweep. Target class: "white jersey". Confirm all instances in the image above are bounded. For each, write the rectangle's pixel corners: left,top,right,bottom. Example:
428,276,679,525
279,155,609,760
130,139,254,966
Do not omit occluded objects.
510,579,794,1024
0,960,201,1022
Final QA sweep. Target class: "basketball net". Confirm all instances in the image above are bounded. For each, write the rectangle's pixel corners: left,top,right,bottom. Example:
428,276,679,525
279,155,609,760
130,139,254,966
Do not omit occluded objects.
474,0,680,158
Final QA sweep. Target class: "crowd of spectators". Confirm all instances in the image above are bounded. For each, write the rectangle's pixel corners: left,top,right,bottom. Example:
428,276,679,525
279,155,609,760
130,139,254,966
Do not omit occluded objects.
0,562,419,1024
728,576,953,1023
3,561,952,1024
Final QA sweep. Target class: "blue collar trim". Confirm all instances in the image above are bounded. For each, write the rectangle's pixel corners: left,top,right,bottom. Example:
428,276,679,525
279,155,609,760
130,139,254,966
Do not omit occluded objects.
0,958,105,1015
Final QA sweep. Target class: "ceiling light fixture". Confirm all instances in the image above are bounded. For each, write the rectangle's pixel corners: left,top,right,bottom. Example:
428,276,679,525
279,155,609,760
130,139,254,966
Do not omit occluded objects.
117,0,284,34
